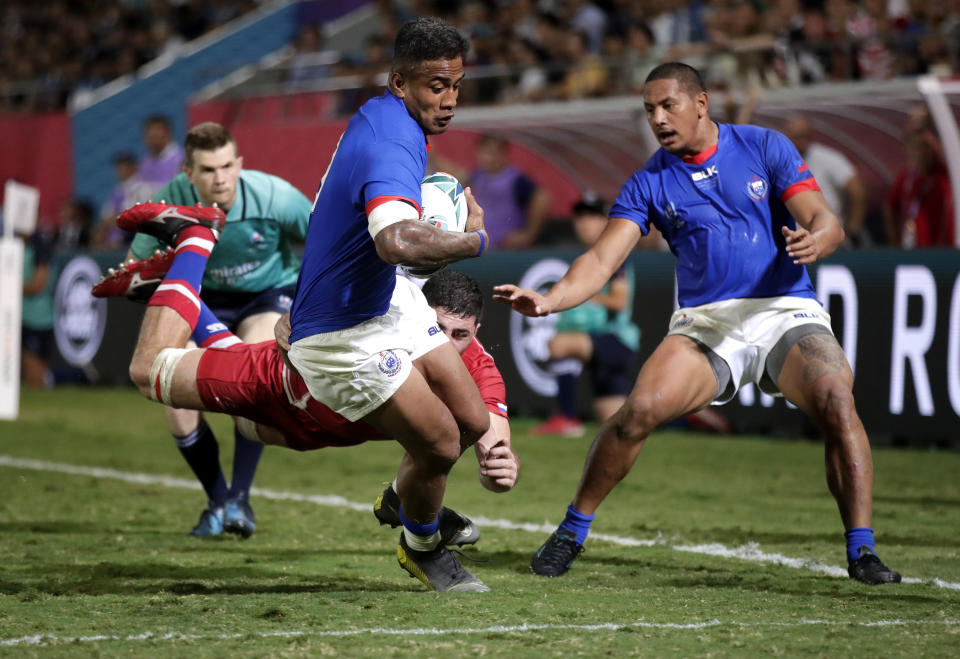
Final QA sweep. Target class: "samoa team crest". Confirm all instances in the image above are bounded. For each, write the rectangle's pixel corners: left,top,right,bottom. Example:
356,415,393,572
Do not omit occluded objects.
377,350,402,376
663,200,685,230
746,176,769,201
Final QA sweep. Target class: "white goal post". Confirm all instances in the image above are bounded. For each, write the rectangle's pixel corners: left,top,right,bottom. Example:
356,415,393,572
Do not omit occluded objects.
917,75,960,248
0,180,40,420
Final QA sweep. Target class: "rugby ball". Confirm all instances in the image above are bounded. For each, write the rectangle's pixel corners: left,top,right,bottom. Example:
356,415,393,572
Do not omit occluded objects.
401,172,469,278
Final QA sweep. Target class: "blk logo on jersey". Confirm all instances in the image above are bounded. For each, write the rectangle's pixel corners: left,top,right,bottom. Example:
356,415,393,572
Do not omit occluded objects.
377,350,401,376
691,165,718,182
746,176,769,201
251,231,264,245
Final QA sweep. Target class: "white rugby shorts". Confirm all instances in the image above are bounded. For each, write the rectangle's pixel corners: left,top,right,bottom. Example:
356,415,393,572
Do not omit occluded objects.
287,276,448,421
666,296,834,403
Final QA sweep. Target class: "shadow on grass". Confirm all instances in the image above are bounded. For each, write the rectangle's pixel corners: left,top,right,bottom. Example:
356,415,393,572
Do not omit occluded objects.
0,557,426,597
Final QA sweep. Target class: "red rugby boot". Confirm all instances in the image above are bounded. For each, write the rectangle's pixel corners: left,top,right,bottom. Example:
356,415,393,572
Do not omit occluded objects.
92,248,175,303
116,202,226,243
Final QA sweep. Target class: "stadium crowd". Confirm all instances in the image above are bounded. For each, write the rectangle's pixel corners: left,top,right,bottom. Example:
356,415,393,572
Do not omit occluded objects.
3,1,958,113
0,0,261,112
368,0,960,104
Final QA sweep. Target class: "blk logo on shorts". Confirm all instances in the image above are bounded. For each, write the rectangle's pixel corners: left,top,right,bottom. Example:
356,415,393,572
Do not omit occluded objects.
427,325,441,336
378,350,401,376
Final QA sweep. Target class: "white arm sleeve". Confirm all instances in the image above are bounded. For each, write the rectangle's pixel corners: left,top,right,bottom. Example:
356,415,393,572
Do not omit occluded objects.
367,199,420,239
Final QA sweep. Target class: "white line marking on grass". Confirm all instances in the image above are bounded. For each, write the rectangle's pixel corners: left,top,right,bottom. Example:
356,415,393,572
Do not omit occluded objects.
2,455,958,590
2,619,958,647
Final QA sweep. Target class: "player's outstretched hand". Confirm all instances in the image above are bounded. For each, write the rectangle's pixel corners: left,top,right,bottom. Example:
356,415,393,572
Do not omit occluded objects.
477,438,519,493
782,225,823,265
492,285,552,317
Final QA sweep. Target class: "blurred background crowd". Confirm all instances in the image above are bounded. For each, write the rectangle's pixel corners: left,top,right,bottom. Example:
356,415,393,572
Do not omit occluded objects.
2,0,958,114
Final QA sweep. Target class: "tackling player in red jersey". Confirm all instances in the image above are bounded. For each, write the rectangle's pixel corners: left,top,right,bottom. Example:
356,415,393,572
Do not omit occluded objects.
94,203,518,559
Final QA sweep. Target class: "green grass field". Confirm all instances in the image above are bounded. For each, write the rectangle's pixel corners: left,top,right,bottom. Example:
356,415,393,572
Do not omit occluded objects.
1,387,958,657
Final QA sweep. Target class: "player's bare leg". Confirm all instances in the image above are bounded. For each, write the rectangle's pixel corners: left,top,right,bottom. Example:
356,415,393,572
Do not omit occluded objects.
413,341,489,453
374,342,489,550
363,368,466,525
572,335,718,515
548,332,592,362
531,335,717,577
161,341,202,433
128,307,206,409
106,202,232,537
363,367,489,592
776,332,899,584
777,333,870,528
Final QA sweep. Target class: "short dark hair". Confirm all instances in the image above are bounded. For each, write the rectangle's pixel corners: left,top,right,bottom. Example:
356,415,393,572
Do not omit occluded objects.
393,17,469,73
144,114,172,130
645,62,706,97
477,133,508,149
113,151,136,165
422,270,483,322
184,122,237,168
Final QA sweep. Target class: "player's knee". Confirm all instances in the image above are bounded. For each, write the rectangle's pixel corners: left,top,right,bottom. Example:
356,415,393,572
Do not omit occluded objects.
811,378,858,431
128,352,153,397
615,395,658,442
131,347,190,405
406,418,462,473
420,437,460,475
460,408,489,447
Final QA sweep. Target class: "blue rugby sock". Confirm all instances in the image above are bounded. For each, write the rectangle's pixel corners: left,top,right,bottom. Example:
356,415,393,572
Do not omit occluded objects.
174,418,228,508
558,503,594,545
192,302,241,348
166,225,214,293
228,428,264,501
845,526,875,562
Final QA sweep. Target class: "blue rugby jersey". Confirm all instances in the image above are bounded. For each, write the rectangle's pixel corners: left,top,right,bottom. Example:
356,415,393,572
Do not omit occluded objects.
290,90,427,341
610,123,822,308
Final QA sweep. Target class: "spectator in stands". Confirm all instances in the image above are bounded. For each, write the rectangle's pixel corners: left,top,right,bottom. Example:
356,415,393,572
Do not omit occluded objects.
564,0,608,54
500,38,549,103
55,198,95,252
467,134,552,249
532,193,640,437
624,22,663,93
784,115,869,246
20,227,96,388
557,30,610,100
884,105,955,248
94,152,153,249
138,115,184,197
284,23,338,90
